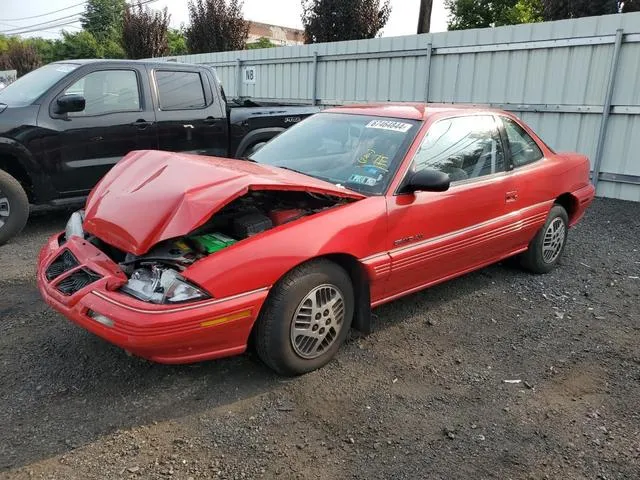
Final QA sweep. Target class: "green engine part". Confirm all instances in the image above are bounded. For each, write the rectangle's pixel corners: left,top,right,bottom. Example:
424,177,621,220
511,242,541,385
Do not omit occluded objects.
189,233,237,253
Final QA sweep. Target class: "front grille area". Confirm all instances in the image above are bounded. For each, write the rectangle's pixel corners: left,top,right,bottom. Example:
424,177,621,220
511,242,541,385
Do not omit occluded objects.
56,268,102,296
46,250,79,281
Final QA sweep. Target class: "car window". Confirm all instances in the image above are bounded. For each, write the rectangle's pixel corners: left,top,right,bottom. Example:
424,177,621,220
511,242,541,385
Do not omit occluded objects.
412,115,505,182
156,70,206,110
502,117,543,167
64,70,140,117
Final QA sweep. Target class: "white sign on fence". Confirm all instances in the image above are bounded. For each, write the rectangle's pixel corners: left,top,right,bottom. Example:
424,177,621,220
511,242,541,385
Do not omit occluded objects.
243,66,256,84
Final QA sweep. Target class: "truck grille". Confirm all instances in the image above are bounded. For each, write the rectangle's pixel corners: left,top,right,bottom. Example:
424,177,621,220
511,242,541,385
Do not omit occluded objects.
56,269,102,296
46,250,79,281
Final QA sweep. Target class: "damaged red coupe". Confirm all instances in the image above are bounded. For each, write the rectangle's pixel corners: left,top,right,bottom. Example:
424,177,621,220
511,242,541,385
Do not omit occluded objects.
37,104,595,375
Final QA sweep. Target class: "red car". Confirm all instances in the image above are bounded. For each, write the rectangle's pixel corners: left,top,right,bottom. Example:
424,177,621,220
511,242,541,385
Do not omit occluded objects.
37,103,595,376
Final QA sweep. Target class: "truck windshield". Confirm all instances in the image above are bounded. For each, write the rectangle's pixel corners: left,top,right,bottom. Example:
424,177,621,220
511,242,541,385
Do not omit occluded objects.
0,63,79,107
249,112,420,195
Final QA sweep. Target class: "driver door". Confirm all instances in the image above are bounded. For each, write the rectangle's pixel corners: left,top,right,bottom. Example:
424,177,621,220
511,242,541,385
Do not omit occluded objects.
37,65,158,196
385,114,516,298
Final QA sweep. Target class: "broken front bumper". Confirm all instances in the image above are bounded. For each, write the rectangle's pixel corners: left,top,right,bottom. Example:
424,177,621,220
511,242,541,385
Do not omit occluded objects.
37,233,269,364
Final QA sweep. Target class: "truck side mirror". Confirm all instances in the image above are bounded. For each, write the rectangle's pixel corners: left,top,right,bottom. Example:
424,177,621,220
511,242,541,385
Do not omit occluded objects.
56,94,86,114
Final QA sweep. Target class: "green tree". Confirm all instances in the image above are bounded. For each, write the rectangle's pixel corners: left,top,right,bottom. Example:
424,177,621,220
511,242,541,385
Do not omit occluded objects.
246,37,277,49
445,0,543,30
542,0,618,20
55,30,103,60
0,41,42,76
123,1,171,59
24,37,58,65
168,29,188,55
301,0,391,43
81,0,127,43
186,0,249,53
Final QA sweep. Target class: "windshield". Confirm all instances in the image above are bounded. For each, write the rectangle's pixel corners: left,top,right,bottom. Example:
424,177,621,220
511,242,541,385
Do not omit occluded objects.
0,63,79,107
249,112,420,195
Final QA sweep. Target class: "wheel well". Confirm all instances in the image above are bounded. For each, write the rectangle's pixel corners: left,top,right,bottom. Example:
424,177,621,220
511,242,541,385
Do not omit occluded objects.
319,254,372,335
0,155,33,201
554,193,578,222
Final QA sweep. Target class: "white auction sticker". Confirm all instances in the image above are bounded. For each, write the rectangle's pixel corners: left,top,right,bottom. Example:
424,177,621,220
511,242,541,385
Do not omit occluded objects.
365,120,412,133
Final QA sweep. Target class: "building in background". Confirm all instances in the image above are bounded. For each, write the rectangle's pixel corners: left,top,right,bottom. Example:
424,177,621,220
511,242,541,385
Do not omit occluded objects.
247,21,304,46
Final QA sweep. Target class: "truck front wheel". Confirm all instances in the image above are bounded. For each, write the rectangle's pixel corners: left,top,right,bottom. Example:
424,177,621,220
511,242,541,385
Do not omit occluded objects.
0,169,29,246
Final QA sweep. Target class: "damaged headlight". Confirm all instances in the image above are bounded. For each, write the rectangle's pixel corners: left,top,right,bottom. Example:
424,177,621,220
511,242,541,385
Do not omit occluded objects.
65,210,85,239
120,266,210,304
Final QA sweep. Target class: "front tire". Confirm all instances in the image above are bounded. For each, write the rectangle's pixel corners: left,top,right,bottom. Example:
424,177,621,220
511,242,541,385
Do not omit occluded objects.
520,205,569,274
254,260,354,376
0,170,29,246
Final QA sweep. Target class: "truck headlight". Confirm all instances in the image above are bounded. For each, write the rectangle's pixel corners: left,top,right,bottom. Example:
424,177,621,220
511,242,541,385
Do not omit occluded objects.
120,266,210,304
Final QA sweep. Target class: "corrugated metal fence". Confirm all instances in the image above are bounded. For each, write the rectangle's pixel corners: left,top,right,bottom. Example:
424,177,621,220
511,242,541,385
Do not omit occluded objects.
152,12,640,201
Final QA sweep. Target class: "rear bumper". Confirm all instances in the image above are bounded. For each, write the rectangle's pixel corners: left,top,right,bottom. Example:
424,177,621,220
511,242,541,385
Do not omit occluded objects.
37,234,269,364
570,183,596,226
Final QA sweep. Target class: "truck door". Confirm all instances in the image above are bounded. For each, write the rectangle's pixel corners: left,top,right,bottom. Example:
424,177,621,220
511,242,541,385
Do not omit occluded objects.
150,67,228,158
37,64,158,196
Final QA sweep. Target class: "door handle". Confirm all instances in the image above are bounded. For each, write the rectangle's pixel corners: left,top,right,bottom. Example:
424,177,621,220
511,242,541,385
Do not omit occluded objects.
203,117,218,125
505,191,519,203
132,119,153,129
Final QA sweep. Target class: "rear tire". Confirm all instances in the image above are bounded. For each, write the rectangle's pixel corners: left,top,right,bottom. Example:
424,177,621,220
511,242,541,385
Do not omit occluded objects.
0,169,29,246
520,205,569,274
254,259,354,376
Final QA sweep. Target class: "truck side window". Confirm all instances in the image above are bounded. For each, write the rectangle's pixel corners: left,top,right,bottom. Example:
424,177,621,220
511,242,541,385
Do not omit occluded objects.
65,70,140,117
156,71,206,110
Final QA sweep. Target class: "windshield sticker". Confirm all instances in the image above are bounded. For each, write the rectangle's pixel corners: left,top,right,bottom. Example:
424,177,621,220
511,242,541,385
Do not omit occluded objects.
348,174,378,186
365,120,412,133
357,149,389,171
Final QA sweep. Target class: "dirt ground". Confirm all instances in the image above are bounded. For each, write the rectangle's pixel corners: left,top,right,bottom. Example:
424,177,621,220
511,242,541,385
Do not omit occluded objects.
0,198,638,480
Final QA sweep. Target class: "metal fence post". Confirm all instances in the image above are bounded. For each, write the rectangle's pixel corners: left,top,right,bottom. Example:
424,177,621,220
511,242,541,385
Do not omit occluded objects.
236,58,242,99
592,28,624,191
311,52,319,105
424,42,433,102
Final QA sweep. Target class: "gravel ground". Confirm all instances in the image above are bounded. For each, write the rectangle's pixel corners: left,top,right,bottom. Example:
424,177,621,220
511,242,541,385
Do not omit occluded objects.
0,198,638,480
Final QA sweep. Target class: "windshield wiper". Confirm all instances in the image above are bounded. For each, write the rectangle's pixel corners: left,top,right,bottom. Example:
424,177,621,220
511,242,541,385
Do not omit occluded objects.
275,165,306,175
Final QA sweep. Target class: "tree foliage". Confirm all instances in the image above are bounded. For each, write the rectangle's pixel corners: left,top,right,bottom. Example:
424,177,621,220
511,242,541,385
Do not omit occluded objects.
445,0,543,30
246,37,277,49
185,0,249,53
82,0,127,42
0,41,42,77
620,0,640,12
301,0,391,43
123,1,171,59
541,0,618,20
168,29,189,55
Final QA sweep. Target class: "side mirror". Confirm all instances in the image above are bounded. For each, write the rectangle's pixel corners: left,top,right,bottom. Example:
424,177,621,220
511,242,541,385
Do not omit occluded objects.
399,168,450,194
56,94,86,114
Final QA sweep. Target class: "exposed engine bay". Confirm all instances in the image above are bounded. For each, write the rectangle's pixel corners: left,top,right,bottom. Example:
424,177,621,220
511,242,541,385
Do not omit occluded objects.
79,190,351,304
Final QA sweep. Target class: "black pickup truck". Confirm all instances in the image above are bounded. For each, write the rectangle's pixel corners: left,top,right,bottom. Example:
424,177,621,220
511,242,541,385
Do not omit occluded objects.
0,59,319,245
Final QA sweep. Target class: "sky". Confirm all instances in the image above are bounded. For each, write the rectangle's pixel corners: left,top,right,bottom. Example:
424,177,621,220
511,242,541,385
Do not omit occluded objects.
0,0,450,40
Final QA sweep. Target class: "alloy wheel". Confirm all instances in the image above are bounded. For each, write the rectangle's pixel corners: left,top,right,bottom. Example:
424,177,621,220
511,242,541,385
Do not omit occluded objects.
542,217,566,263
290,284,346,359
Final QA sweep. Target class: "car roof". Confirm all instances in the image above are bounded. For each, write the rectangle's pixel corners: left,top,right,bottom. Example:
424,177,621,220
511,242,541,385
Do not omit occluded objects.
323,102,513,122
51,59,206,69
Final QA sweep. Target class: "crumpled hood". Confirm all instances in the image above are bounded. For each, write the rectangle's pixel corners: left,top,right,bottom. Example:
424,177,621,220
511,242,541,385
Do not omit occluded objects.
83,150,364,255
